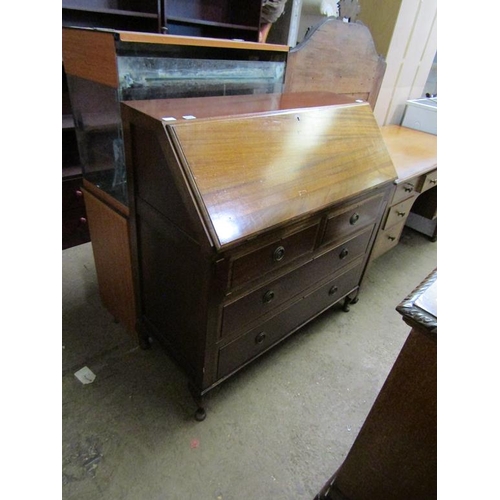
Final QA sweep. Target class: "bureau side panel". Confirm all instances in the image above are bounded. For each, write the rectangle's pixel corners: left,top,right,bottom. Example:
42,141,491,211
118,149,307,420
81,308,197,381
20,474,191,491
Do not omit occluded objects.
136,200,211,387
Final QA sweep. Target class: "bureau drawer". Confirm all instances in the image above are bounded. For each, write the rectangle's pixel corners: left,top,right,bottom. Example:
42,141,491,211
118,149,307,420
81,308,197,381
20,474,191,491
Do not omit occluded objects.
393,180,418,205
217,261,363,380
230,222,320,289
321,193,384,247
371,220,406,260
384,196,415,230
221,227,373,338
419,169,437,193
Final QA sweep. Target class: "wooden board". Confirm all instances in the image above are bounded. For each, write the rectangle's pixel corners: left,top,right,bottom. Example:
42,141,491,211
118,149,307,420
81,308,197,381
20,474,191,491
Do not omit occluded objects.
62,29,118,88
83,188,136,336
284,18,386,109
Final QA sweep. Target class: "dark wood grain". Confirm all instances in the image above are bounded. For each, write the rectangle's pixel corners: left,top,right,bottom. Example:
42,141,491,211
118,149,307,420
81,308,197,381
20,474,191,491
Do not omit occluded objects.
283,18,386,109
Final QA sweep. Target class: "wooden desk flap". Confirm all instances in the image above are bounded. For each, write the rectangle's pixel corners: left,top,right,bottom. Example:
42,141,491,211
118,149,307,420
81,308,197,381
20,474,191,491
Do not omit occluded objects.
162,95,396,249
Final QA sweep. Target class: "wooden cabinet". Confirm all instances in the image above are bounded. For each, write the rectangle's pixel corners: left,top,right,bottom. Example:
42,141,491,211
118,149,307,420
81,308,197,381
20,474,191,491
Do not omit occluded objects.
371,125,437,259
316,270,437,500
122,92,397,419
62,64,90,249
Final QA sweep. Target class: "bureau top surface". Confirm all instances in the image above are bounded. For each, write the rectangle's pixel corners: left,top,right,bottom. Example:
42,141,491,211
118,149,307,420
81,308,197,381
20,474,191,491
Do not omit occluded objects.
124,92,397,249
380,125,437,181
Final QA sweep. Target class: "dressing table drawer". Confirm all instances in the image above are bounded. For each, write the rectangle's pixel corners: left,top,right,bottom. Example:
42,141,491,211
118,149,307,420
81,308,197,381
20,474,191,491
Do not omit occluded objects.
384,196,415,230
419,169,437,193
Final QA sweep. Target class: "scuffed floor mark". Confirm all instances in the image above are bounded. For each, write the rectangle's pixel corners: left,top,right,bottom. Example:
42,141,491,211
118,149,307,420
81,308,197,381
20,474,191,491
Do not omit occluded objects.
63,434,103,484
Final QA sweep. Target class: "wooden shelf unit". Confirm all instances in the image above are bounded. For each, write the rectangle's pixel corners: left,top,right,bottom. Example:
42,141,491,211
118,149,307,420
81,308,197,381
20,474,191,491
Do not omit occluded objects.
62,0,264,39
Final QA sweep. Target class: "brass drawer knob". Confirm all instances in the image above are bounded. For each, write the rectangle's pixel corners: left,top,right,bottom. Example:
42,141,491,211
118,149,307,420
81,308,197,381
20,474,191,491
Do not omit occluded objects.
262,290,275,304
255,332,266,345
430,178,437,184
349,213,360,225
328,285,338,296
396,211,406,217
387,235,396,241
273,246,285,262
339,248,349,259
404,183,414,192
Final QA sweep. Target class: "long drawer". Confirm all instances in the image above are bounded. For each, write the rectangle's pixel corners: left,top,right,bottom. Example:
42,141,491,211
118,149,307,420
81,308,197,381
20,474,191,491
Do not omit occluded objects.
217,260,363,380
221,226,373,338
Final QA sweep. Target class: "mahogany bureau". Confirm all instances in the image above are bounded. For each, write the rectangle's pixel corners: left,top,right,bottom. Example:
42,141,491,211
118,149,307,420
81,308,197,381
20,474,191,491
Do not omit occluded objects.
121,92,397,419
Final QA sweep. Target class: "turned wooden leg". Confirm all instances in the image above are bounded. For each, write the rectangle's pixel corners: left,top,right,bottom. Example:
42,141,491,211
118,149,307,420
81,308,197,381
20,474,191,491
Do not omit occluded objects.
188,383,207,421
194,407,207,422
342,293,359,312
342,296,352,312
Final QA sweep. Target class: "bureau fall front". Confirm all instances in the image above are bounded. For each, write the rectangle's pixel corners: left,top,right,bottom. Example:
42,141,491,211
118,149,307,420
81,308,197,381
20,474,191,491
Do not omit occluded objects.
121,91,397,420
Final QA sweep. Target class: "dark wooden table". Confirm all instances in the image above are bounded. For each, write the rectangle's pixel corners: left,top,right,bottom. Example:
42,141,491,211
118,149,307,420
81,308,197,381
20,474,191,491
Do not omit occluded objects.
316,269,437,499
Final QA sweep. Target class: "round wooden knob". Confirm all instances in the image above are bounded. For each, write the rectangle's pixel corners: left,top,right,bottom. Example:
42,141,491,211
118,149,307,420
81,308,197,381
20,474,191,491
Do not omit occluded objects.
255,332,266,345
273,246,285,262
262,290,275,304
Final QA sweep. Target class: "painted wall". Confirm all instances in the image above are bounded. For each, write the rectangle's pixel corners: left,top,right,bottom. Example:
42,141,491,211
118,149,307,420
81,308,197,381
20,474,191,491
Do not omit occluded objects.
357,0,402,58
374,0,437,125
297,0,335,42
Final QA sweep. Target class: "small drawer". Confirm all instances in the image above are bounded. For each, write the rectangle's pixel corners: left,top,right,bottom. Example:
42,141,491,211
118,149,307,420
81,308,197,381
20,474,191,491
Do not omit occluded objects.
62,207,90,249
384,196,415,230
217,262,363,379
230,222,320,289
221,227,373,338
419,169,437,193
371,220,406,259
393,180,418,204
321,193,384,247
62,177,85,211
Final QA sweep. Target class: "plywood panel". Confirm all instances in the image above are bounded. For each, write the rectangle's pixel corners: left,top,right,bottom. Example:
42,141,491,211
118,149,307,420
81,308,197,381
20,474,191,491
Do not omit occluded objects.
83,188,136,335
62,28,118,88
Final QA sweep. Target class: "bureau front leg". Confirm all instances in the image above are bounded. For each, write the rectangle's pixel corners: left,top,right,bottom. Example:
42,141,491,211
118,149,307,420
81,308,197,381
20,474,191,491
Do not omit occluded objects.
188,382,207,422
342,291,359,312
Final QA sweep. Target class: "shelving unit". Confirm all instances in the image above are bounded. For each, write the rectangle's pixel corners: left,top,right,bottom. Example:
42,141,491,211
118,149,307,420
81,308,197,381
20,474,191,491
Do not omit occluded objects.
62,1,264,39
165,0,261,41
62,0,164,33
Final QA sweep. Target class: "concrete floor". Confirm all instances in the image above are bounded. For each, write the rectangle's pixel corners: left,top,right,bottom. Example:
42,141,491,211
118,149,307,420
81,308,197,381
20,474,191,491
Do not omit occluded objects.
62,226,437,500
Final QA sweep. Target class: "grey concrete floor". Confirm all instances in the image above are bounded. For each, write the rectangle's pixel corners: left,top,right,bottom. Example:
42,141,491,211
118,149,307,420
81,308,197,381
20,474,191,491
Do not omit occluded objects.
62,227,437,500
